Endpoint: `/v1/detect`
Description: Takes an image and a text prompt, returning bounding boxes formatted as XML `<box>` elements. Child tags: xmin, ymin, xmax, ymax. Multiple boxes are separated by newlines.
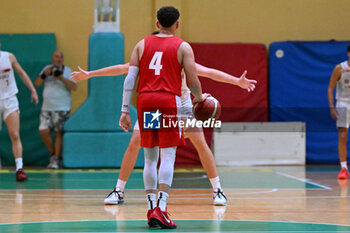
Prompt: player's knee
<box><xmin>144</xmin><ymin>159</ymin><xmax>156</xmax><ymax>168</ymax></box>
<box><xmin>189</xmin><ymin>135</ymin><xmax>207</xmax><ymax>150</ymax></box>
<box><xmin>159</xmin><ymin>163</ymin><xmax>174</xmax><ymax>184</ymax></box>
<box><xmin>144</xmin><ymin>155</ymin><xmax>158</xmax><ymax>169</ymax></box>
<box><xmin>339</xmin><ymin>132</ymin><xmax>348</xmax><ymax>143</ymax></box>
<box><xmin>9</xmin><ymin>130</ymin><xmax>20</xmax><ymax>142</ymax></box>
<box><xmin>129</xmin><ymin>135</ymin><xmax>141</xmax><ymax>150</ymax></box>
<box><xmin>161</xmin><ymin>155</ymin><xmax>175</xmax><ymax>166</ymax></box>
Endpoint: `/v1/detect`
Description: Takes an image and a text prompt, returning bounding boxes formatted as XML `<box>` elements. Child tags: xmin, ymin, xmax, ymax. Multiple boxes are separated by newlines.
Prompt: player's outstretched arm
<box><xmin>328</xmin><ymin>65</ymin><xmax>341</xmax><ymax>120</ymax></box>
<box><xmin>195</xmin><ymin>63</ymin><xmax>257</xmax><ymax>92</ymax></box>
<box><xmin>10</xmin><ymin>53</ymin><xmax>39</xmax><ymax>105</ymax></box>
<box><xmin>180</xmin><ymin>42</ymin><xmax>205</xmax><ymax>103</ymax></box>
<box><xmin>70</xmin><ymin>63</ymin><xmax>129</xmax><ymax>82</ymax></box>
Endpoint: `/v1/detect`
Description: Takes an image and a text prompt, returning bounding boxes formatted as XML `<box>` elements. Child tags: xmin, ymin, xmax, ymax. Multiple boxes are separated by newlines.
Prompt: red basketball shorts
<box><xmin>137</xmin><ymin>91</ymin><xmax>184</xmax><ymax>148</ymax></box>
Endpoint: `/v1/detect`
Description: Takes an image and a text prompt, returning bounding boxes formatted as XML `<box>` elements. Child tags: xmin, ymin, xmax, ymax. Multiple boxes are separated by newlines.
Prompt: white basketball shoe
<box><xmin>213</xmin><ymin>189</ymin><xmax>227</xmax><ymax>206</ymax></box>
<box><xmin>104</xmin><ymin>188</ymin><xmax>124</xmax><ymax>205</ymax></box>
<box><xmin>47</xmin><ymin>156</ymin><xmax>59</xmax><ymax>169</ymax></box>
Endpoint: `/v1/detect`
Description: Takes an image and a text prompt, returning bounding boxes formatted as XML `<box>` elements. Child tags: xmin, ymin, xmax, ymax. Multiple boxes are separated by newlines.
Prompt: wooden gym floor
<box><xmin>0</xmin><ymin>166</ymin><xmax>349</xmax><ymax>232</ymax></box>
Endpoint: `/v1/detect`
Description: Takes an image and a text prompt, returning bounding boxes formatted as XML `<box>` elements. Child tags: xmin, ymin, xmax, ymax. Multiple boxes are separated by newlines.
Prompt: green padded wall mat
<box><xmin>63</xmin><ymin>132</ymin><xmax>144</xmax><ymax>168</ymax></box>
<box><xmin>0</xmin><ymin>33</ymin><xmax>56</xmax><ymax>166</ymax></box>
<box><xmin>64</xmin><ymin>33</ymin><xmax>137</xmax><ymax>132</ymax></box>
<box><xmin>63</xmin><ymin>33</ymin><xmax>143</xmax><ymax>168</ymax></box>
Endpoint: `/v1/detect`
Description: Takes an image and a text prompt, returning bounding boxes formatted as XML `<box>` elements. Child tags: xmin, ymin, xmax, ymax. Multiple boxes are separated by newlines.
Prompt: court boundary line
<box><xmin>275</xmin><ymin>171</ymin><xmax>331</xmax><ymax>190</ymax></box>
<box><xmin>0</xmin><ymin>188</ymin><xmax>328</xmax><ymax>191</ymax></box>
<box><xmin>0</xmin><ymin>188</ymin><xmax>279</xmax><ymax>197</ymax></box>
<box><xmin>1</xmin><ymin>195</ymin><xmax>349</xmax><ymax>201</ymax></box>
<box><xmin>0</xmin><ymin>168</ymin><xmax>275</xmax><ymax>173</ymax></box>
<box><xmin>0</xmin><ymin>219</ymin><xmax>349</xmax><ymax>228</ymax></box>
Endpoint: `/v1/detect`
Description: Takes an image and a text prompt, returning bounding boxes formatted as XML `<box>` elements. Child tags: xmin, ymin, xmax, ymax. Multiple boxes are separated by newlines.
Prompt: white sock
<box><xmin>115</xmin><ymin>179</ymin><xmax>126</xmax><ymax>191</ymax></box>
<box><xmin>341</xmin><ymin>161</ymin><xmax>348</xmax><ymax>170</ymax></box>
<box><xmin>146</xmin><ymin>193</ymin><xmax>156</xmax><ymax>210</ymax></box>
<box><xmin>15</xmin><ymin>158</ymin><xmax>23</xmax><ymax>171</ymax></box>
<box><xmin>210</xmin><ymin>176</ymin><xmax>222</xmax><ymax>191</ymax></box>
<box><xmin>157</xmin><ymin>191</ymin><xmax>168</xmax><ymax>212</ymax></box>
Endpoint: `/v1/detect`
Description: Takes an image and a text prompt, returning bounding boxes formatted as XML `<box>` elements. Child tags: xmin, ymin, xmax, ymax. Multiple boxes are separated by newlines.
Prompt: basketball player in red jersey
<box><xmin>119</xmin><ymin>6</ymin><xmax>205</xmax><ymax>229</ymax></box>
<box><xmin>71</xmin><ymin>61</ymin><xmax>256</xmax><ymax>207</ymax></box>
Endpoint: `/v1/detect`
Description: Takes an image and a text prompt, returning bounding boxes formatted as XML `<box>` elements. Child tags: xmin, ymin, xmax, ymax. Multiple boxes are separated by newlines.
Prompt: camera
<box><xmin>52</xmin><ymin>66</ymin><xmax>63</xmax><ymax>77</ymax></box>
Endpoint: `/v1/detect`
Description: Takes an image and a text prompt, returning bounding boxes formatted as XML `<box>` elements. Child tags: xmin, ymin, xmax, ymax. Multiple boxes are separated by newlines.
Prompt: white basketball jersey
<box><xmin>0</xmin><ymin>51</ymin><xmax>18</xmax><ymax>100</ymax></box>
<box><xmin>336</xmin><ymin>61</ymin><xmax>350</xmax><ymax>101</ymax></box>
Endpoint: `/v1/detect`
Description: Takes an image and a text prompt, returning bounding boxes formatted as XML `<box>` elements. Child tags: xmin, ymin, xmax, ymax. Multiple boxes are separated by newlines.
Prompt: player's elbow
<box><xmin>124</xmin><ymin>66</ymin><xmax>139</xmax><ymax>91</ymax></box>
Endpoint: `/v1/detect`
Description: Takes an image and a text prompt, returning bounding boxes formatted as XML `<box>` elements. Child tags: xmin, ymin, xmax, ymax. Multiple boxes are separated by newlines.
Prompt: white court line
<box><xmin>0</xmin><ymin>188</ymin><xmax>279</xmax><ymax>197</ymax></box>
<box><xmin>0</xmin><ymin>195</ymin><xmax>349</xmax><ymax>201</ymax></box>
<box><xmin>26</xmin><ymin>175</ymin><xmax>207</xmax><ymax>182</ymax></box>
<box><xmin>0</xmin><ymin>219</ymin><xmax>350</xmax><ymax>228</ymax></box>
<box><xmin>0</xmin><ymin>196</ymin><xmax>348</xmax><ymax>201</ymax></box>
<box><xmin>0</xmin><ymin>231</ymin><xmax>348</xmax><ymax>233</ymax></box>
<box><xmin>275</xmin><ymin>172</ymin><xmax>332</xmax><ymax>190</ymax></box>
<box><xmin>0</xmin><ymin>187</ymin><xmax>329</xmax><ymax>191</ymax></box>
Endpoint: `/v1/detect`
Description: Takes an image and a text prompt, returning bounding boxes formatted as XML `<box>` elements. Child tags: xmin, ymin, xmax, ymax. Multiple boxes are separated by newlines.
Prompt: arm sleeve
<box><xmin>121</xmin><ymin>66</ymin><xmax>139</xmax><ymax>112</ymax></box>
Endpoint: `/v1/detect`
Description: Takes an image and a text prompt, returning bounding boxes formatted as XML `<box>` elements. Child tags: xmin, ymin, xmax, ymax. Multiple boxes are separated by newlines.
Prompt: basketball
<box><xmin>193</xmin><ymin>96</ymin><xmax>221</xmax><ymax>121</ymax></box>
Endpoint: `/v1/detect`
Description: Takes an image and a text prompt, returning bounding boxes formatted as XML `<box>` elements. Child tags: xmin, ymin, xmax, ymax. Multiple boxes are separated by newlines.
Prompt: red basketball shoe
<box><xmin>147</xmin><ymin>209</ymin><xmax>158</xmax><ymax>227</ymax></box>
<box><xmin>338</xmin><ymin>168</ymin><xmax>349</xmax><ymax>180</ymax></box>
<box><xmin>16</xmin><ymin>169</ymin><xmax>27</xmax><ymax>182</ymax></box>
<box><xmin>150</xmin><ymin>207</ymin><xmax>177</xmax><ymax>229</ymax></box>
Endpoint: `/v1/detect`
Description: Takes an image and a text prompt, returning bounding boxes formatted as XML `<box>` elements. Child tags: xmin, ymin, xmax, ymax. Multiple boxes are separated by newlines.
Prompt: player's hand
<box><xmin>31</xmin><ymin>90</ymin><xmax>39</xmax><ymax>105</ymax></box>
<box><xmin>237</xmin><ymin>70</ymin><xmax>257</xmax><ymax>92</ymax></box>
<box><xmin>119</xmin><ymin>112</ymin><xmax>132</xmax><ymax>133</ymax></box>
<box><xmin>193</xmin><ymin>93</ymin><xmax>210</xmax><ymax>104</ymax></box>
<box><xmin>330</xmin><ymin>107</ymin><xmax>338</xmax><ymax>120</ymax></box>
<box><xmin>70</xmin><ymin>66</ymin><xmax>91</xmax><ymax>82</ymax></box>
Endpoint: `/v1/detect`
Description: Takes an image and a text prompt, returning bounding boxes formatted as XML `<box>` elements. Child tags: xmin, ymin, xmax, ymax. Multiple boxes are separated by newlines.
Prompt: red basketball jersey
<box><xmin>138</xmin><ymin>35</ymin><xmax>183</xmax><ymax>96</ymax></box>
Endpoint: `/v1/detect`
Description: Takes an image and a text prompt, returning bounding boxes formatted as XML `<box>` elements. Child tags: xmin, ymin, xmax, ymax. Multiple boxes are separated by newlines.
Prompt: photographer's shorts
<box><xmin>0</xmin><ymin>95</ymin><xmax>19</xmax><ymax>130</ymax></box>
<box><xmin>39</xmin><ymin>111</ymin><xmax>70</xmax><ymax>132</ymax></box>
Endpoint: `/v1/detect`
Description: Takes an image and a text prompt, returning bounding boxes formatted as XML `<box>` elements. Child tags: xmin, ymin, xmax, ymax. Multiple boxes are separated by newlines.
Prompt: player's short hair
<box><xmin>157</xmin><ymin>6</ymin><xmax>180</xmax><ymax>28</ymax></box>
<box><xmin>348</xmin><ymin>45</ymin><xmax>350</xmax><ymax>52</ymax></box>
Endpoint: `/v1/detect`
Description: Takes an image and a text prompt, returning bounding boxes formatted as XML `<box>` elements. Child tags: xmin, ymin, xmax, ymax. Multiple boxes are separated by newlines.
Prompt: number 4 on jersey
<box><xmin>149</xmin><ymin>51</ymin><xmax>163</xmax><ymax>75</ymax></box>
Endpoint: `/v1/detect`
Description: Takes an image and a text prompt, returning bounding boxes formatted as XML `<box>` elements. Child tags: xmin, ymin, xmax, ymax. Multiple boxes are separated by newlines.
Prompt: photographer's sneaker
<box><xmin>213</xmin><ymin>189</ymin><xmax>227</xmax><ymax>206</ymax></box>
<box><xmin>16</xmin><ymin>169</ymin><xmax>27</xmax><ymax>182</ymax></box>
<box><xmin>47</xmin><ymin>156</ymin><xmax>59</xmax><ymax>169</ymax></box>
<box><xmin>150</xmin><ymin>207</ymin><xmax>177</xmax><ymax>229</ymax></box>
<box><xmin>104</xmin><ymin>188</ymin><xmax>124</xmax><ymax>205</ymax></box>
